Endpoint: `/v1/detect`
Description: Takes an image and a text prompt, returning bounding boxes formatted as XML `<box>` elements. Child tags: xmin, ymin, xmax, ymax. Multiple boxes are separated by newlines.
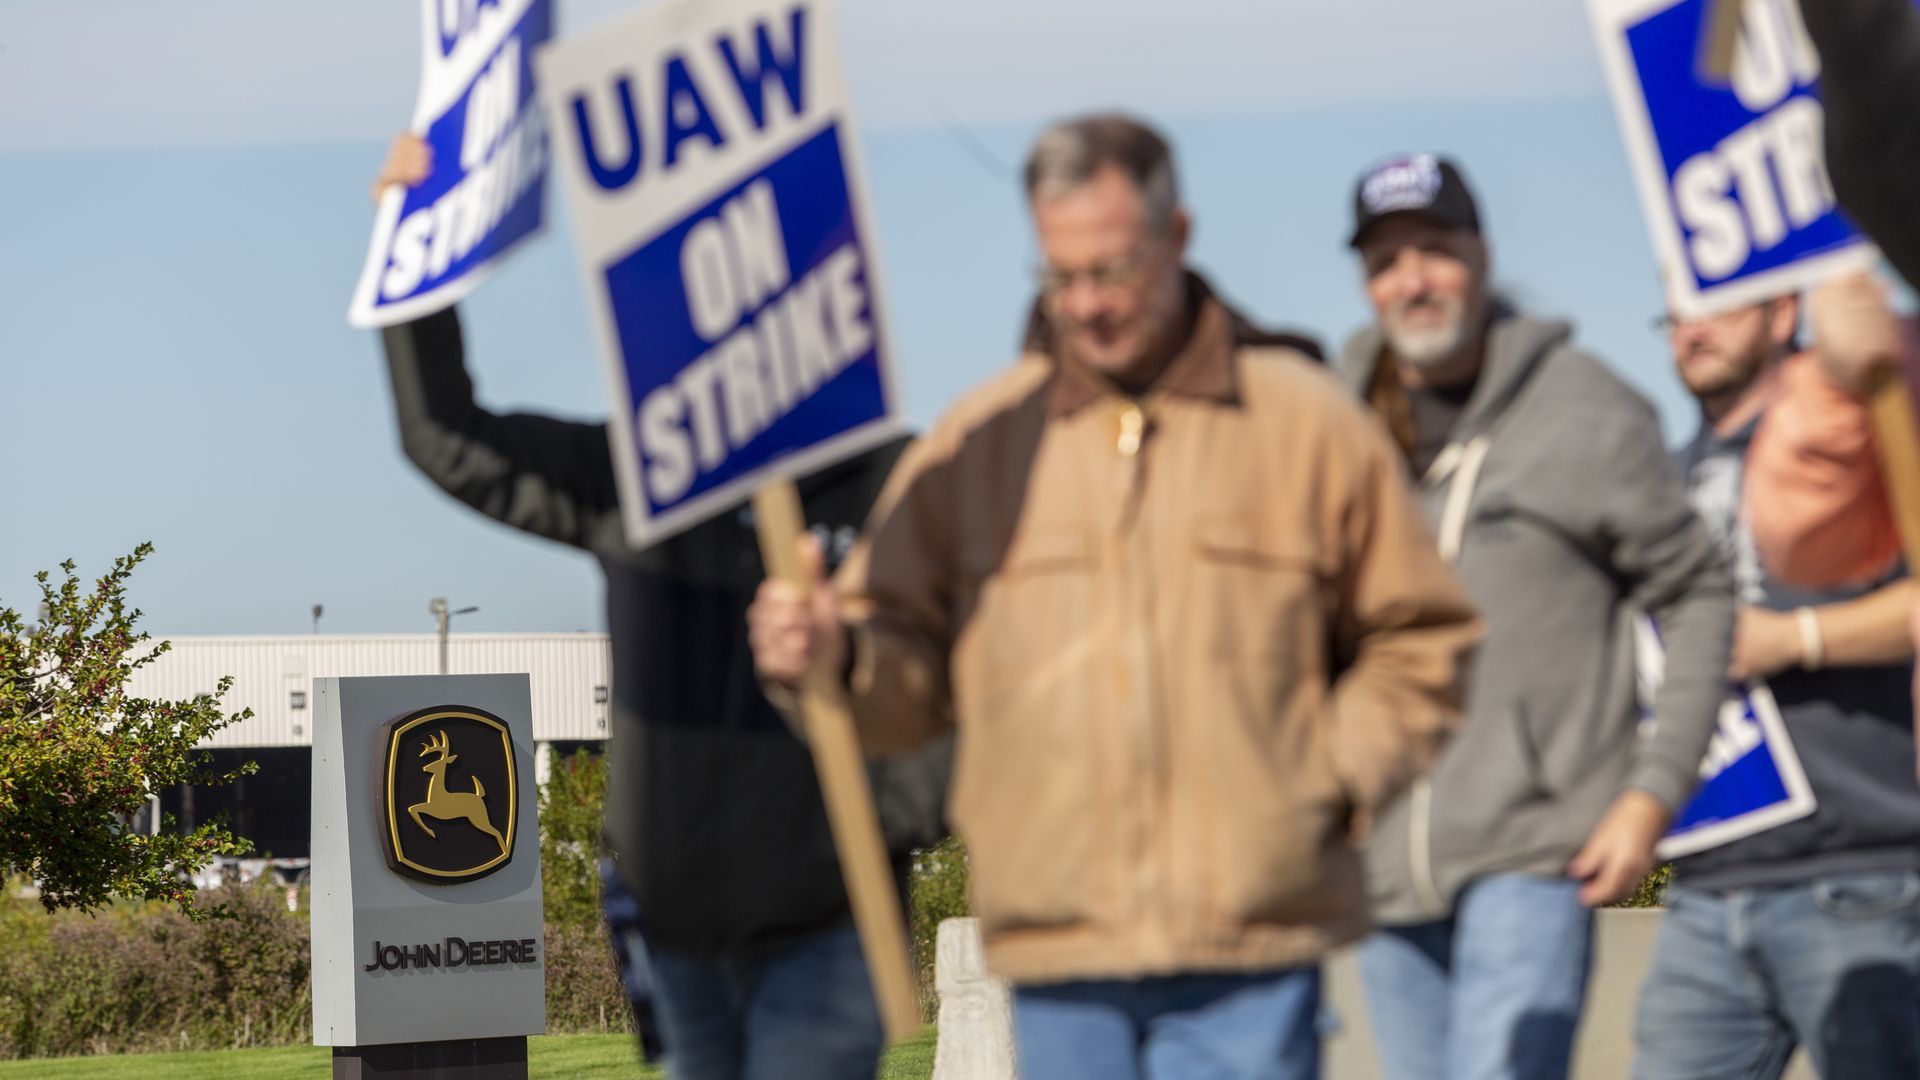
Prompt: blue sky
<box><xmin>0</xmin><ymin>0</ymin><xmax>1695</xmax><ymax>636</ymax></box>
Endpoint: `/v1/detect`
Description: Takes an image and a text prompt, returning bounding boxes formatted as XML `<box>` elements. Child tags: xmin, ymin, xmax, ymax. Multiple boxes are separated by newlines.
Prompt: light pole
<box><xmin>311</xmin><ymin>604</ymin><xmax>324</xmax><ymax>635</ymax></box>
<box><xmin>428</xmin><ymin>597</ymin><xmax>480</xmax><ymax>675</ymax></box>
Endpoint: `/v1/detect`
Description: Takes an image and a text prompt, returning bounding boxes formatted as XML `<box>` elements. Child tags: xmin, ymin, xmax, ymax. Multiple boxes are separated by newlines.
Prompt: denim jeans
<box><xmin>1357</xmin><ymin>873</ymin><xmax>1594</xmax><ymax>1080</ymax></box>
<box><xmin>631</xmin><ymin>926</ymin><xmax>884</xmax><ymax>1080</ymax></box>
<box><xmin>1011</xmin><ymin>967</ymin><xmax>1322</xmax><ymax>1080</ymax></box>
<box><xmin>1633</xmin><ymin>870</ymin><xmax>1920</xmax><ymax>1080</ymax></box>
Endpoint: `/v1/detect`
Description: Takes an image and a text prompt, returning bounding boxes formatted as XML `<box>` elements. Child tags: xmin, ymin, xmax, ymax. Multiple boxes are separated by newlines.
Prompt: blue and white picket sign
<box><xmin>1634</xmin><ymin>618</ymin><xmax>1817</xmax><ymax>859</ymax></box>
<box><xmin>535</xmin><ymin>0</ymin><xmax>903</xmax><ymax>548</ymax></box>
<box><xmin>1587</xmin><ymin>0</ymin><xmax>1879</xmax><ymax>317</ymax></box>
<box><xmin>347</xmin><ymin>0</ymin><xmax>553</xmax><ymax>329</ymax></box>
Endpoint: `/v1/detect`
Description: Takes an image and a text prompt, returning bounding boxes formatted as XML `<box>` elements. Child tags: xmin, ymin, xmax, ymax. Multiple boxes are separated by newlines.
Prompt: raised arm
<box><xmin>372</xmin><ymin>135</ymin><xmax>625</xmax><ymax>552</ymax></box>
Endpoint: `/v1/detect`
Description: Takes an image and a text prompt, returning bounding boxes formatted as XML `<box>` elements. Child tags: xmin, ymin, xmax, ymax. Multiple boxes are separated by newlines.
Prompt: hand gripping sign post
<box><xmin>311</xmin><ymin>675</ymin><xmax>545</xmax><ymax>1080</ymax></box>
<box><xmin>535</xmin><ymin>0</ymin><xmax>918</xmax><ymax>1040</ymax></box>
<box><xmin>1587</xmin><ymin>0</ymin><xmax>1877</xmax><ymax>319</ymax></box>
<box><xmin>347</xmin><ymin>0</ymin><xmax>554</xmax><ymax>329</ymax></box>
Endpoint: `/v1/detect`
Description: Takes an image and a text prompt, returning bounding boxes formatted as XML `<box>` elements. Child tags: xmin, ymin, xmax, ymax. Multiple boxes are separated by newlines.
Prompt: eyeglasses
<box><xmin>1036</xmin><ymin>247</ymin><xmax>1152</xmax><ymax>297</ymax></box>
<box><xmin>1653</xmin><ymin>300</ymin><xmax>1776</xmax><ymax>333</ymax></box>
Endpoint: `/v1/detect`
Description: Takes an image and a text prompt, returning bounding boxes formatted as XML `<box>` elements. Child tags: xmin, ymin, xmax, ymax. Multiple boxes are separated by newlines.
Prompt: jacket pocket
<box><xmin>958</xmin><ymin>525</ymin><xmax>1099</xmax><ymax>697</ymax></box>
<box><xmin>1203</xmin><ymin>702</ymin><xmax>1353</xmax><ymax>925</ymax></box>
<box><xmin>1502</xmin><ymin>703</ymin><xmax>1549</xmax><ymax>800</ymax></box>
<box><xmin>1430</xmin><ymin>702</ymin><xmax>1552</xmax><ymax>848</ymax></box>
<box><xmin>950</xmin><ymin>669</ymin><xmax>1104</xmax><ymax>936</ymax></box>
<box><xmin>1185</xmin><ymin>518</ymin><xmax>1348</xmax><ymax>921</ymax></box>
<box><xmin>1190</xmin><ymin>517</ymin><xmax>1331</xmax><ymax>672</ymax></box>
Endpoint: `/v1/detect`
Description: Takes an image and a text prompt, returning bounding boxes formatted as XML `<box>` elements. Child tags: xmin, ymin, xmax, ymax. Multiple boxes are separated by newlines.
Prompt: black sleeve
<box><xmin>381</xmin><ymin>306</ymin><xmax>626</xmax><ymax>552</ymax></box>
<box><xmin>1803</xmin><ymin>0</ymin><xmax>1920</xmax><ymax>289</ymax></box>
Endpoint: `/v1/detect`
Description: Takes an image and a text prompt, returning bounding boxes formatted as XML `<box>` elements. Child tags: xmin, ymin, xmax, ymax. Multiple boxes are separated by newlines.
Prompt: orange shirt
<box><xmin>1745</xmin><ymin>352</ymin><xmax>1918</xmax><ymax>776</ymax></box>
<box><xmin>1745</xmin><ymin>353</ymin><xmax>1901</xmax><ymax>588</ymax></box>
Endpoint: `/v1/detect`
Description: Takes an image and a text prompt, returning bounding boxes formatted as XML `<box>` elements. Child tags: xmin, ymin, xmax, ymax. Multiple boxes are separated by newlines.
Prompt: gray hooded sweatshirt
<box><xmin>1339</xmin><ymin>307</ymin><xmax>1734</xmax><ymax>924</ymax></box>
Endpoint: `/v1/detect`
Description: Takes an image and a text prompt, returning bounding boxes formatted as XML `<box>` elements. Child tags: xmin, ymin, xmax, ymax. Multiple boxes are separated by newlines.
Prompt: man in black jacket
<box><xmin>372</xmin><ymin>135</ymin><xmax>950</xmax><ymax>1080</ymax></box>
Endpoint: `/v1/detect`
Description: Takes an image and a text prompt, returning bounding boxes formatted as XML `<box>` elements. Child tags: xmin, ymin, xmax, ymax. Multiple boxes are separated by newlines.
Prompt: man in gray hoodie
<box><xmin>1335</xmin><ymin>155</ymin><xmax>1734</xmax><ymax>1080</ymax></box>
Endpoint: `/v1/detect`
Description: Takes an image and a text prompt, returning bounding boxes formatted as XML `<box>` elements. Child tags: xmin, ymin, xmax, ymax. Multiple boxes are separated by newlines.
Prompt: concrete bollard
<box><xmin>932</xmin><ymin>918</ymin><xmax>1018</xmax><ymax>1080</ymax></box>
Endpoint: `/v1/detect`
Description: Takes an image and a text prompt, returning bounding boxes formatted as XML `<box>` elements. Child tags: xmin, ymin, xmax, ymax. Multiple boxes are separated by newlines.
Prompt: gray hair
<box><xmin>1024</xmin><ymin>113</ymin><xmax>1180</xmax><ymax>231</ymax></box>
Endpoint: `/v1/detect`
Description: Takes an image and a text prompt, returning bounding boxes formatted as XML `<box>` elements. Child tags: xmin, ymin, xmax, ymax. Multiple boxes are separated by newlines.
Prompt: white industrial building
<box><xmin>127</xmin><ymin>634</ymin><xmax>613</xmax><ymax>863</ymax></box>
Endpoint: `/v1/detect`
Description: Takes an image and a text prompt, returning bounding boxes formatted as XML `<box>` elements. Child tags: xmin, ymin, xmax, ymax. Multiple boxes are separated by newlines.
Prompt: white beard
<box><xmin>1384</xmin><ymin>298</ymin><xmax>1467</xmax><ymax>368</ymax></box>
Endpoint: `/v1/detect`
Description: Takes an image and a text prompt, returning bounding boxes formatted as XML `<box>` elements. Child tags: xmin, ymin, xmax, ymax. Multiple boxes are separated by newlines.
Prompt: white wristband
<box><xmin>1795</xmin><ymin>607</ymin><xmax>1825</xmax><ymax>671</ymax></box>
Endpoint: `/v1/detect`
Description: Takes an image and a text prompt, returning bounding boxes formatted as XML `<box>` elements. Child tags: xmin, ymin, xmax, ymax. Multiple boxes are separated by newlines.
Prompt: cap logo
<box><xmin>1361</xmin><ymin>155</ymin><xmax>1443</xmax><ymax>216</ymax></box>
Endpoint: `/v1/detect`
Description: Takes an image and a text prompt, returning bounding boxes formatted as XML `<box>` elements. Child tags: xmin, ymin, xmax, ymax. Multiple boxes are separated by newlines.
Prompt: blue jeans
<box><xmin>1012</xmin><ymin>967</ymin><xmax>1322</xmax><ymax>1080</ymax></box>
<box><xmin>1357</xmin><ymin>874</ymin><xmax>1594</xmax><ymax>1080</ymax></box>
<box><xmin>1633</xmin><ymin>871</ymin><xmax>1920</xmax><ymax>1080</ymax></box>
<box><xmin>632</xmin><ymin>926</ymin><xmax>884</xmax><ymax>1080</ymax></box>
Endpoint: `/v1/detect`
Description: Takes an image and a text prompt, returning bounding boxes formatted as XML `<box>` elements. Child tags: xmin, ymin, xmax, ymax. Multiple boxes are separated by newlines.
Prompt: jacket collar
<box><xmin>1042</xmin><ymin>272</ymin><xmax>1240</xmax><ymax>417</ymax></box>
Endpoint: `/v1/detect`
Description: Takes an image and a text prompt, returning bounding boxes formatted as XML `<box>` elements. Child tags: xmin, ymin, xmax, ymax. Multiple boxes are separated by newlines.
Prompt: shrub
<box><xmin>0</xmin><ymin>878</ymin><xmax>641</xmax><ymax>1059</ymax></box>
<box><xmin>0</xmin><ymin>548</ymin><xmax>252</xmax><ymax>917</ymax></box>
<box><xmin>538</xmin><ymin>749</ymin><xmax>608</xmax><ymax>931</ymax></box>
<box><xmin>1614</xmin><ymin>863</ymin><xmax>1674</xmax><ymax>909</ymax></box>
<box><xmin>907</xmin><ymin>835</ymin><xmax>970</xmax><ymax>1017</ymax></box>
<box><xmin>543</xmin><ymin>917</ymin><xmax>634</xmax><ymax>1036</ymax></box>
<box><xmin>195</xmin><ymin>879</ymin><xmax>312</xmax><ymax>1047</ymax></box>
<box><xmin>0</xmin><ymin>746</ymin><xmax>977</xmax><ymax>1058</ymax></box>
<box><xmin>0</xmin><ymin>879</ymin><xmax>302</xmax><ymax>1059</ymax></box>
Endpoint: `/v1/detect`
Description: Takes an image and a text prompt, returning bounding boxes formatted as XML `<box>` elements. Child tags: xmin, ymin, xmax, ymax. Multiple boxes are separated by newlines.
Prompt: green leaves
<box><xmin>537</xmin><ymin>748</ymin><xmax>609</xmax><ymax>930</ymax></box>
<box><xmin>0</xmin><ymin>547</ymin><xmax>253</xmax><ymax>918</ymax></box>
<box><xmin>908</xmin><ymin>835</ymin><xmax>969</xmax><ymax>1017</ymax></box>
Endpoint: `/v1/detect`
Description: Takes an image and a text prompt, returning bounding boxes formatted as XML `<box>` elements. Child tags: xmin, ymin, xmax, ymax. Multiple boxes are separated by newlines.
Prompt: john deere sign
<box><xmin>310</xmin><ymin>675</ymin><xmax>545</xmax><ymax>1057</ymax></box>
<box><xmin>379</xmin><ymin>707</ymin><xmax>518</xmax><ymax>883</ymax></box>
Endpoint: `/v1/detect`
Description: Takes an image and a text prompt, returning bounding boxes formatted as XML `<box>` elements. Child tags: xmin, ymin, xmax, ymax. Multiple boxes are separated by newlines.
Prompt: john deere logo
<box><xmin>378</xmin><ymin>706</ymin><xmax>517</xmax><ymax>883</ymax></box>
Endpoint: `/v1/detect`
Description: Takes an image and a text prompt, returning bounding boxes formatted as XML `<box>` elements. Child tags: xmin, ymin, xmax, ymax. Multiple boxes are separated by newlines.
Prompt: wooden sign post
<box><xmin>752</xmin><ymin>480</ymin><xmax>923</xmax><ymax>1042</ymax></box>
<box><xmin>1868</xmin><ymin>376</ymin><xmax>1920</xmax><ymax>567</ymax></box>
<box><xmin>1699</xmin><ymin>0</ymin><xmax>1745</xmax><ymax>81</ymax></box>
<box><xmin>539</xmin><ymin>0</ymin><xmax>922</xmax><ymax>1035</ymax></box>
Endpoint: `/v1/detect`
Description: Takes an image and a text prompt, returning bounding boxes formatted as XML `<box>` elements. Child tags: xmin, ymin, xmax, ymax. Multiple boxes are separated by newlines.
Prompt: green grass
<box><xmin>0</xmin><ymin>1028</ymin><xmax>940</xmax><ymax>1079</ymax></box>
<box><xmin>879</xmin><ymin>1026</ymin><xmax>937</xmax><ymax>1079</ymax></box>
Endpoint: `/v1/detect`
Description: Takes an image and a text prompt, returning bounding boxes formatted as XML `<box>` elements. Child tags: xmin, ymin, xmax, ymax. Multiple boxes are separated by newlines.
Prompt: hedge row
<box><xmin>0</xmin><ymin>880</ymin><xmax>634</xmax><ymax>1060</ymax></box>
<box><xmin>0</xmin><ymin>751</ymin><xmax>974</xmax><ymax>1060</ymax></box>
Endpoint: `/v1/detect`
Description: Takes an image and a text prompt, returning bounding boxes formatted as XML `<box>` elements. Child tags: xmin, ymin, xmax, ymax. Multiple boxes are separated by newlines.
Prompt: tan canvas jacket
<box><xmin>835</xmin><ymin>281</ymin><xmax>1482</xmax><ymax>984</ymax></box>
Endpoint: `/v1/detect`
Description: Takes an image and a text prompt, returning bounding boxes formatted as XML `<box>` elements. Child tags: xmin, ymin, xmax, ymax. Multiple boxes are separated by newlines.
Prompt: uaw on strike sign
<box><xmin>1635</xmin><ymin>619</ymin><xmax>1816</xmax><ymax>859</ymax></box>
<box><xmin>1587</xmin><ymin>0</ymin><xmax>1880</xmax><ymax>316</ymax></box>
<box><xmin>538</xmin><ymin>0</ymin><xmax>903</xmax><ymax>547</ymax></box>
<box><xmin>348</xmin><ymin>0</ymin><xmax>553</xmax><ymax>328</ymax></box>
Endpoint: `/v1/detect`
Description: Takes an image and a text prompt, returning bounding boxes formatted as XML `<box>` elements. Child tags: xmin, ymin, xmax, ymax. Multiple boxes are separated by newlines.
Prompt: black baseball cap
<box><xmin>1348</xmin><ymin>154</ymin><xmax>1481</xmax><ymax>248</ymax></box>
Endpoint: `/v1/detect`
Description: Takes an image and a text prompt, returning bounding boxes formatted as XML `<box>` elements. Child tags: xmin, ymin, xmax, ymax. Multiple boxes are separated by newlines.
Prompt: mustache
<box><xmin>1390</xmin><ymin>293</ymin><xmax>1457</xmax><ymax>320</ymax></box>
<box><xmin>1057</xmin><ymin>313</ymin><xmax>1125</xmax><ymax>335</ymax></box>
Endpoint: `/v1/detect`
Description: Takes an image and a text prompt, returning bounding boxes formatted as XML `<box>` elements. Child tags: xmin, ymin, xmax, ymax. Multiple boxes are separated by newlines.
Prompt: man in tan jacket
<box><xmin>749</xmin><ymin>114</ymin><xmax>1481</xmax><ymax>1080</ymax></box>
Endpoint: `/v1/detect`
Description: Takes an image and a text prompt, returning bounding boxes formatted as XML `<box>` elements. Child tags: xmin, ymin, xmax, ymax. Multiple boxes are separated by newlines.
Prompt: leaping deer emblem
<box><xmin>409</xmin><ymin>730</ymin><xmax>508</xmax><ymax>855</ymax></box>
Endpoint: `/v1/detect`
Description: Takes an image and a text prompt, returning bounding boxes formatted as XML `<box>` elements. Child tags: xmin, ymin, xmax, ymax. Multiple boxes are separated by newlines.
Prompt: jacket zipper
<box><xmin>1410</xmin><ymin>435</ymin><xmax>1492</xmax><ymax>917</ymax></box>
<box><xmin>1116</xmin><ymin>400</ymin><xmax>1165</xmax><ymax>955</ymax></box>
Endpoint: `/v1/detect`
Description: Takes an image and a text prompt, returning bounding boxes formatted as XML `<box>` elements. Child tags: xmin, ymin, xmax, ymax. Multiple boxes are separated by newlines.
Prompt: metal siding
<box><xmin>125</xmin><ymin>635</ymin><xmax>612</xmax><ymax>748</ymax></box>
